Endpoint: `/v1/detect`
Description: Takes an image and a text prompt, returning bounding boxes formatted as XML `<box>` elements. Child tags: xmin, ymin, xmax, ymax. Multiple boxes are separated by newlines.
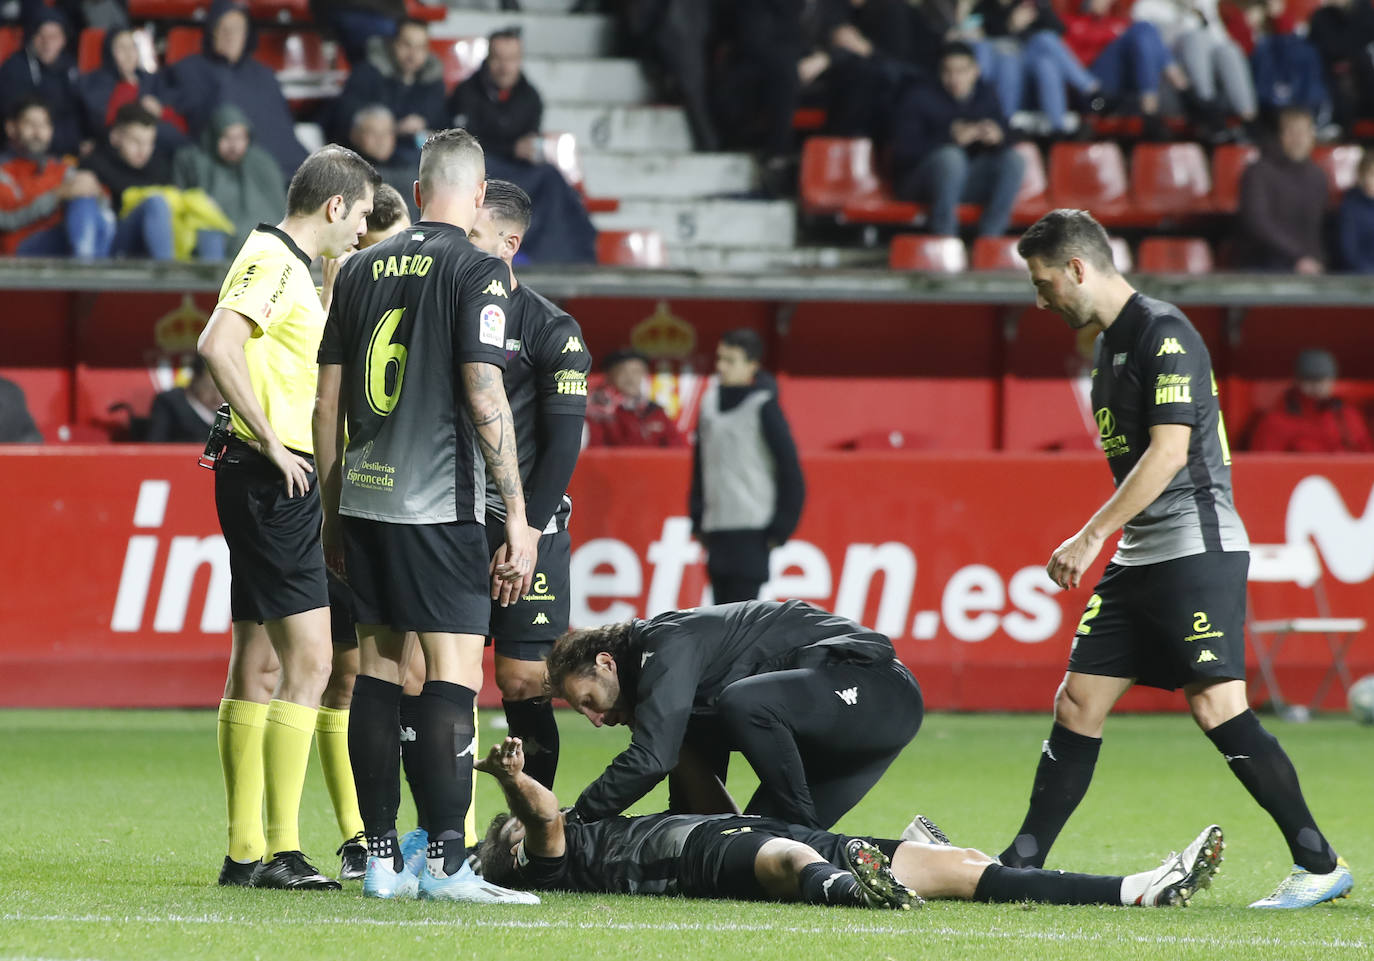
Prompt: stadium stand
<box><xmin>596</xmin><ymin>229</ymin><xmax>665</xmax><ymax>267</ymax></box>
<box><xmin>888</xmin><ymin>235</ymin><xmax>968</xmax><ymax>273</ymax></box>
<box><xmin>1138</xmin><ymin>237</ymin><xmax>1215</xmax><ymax>274</ymax></box>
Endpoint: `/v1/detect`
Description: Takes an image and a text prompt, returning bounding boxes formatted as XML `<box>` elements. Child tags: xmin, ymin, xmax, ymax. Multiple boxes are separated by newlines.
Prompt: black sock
<box><xmin>973</xmin><ymin>863</ymin><xmax>1122</xmax><ymax>905</ymax></box>
<box><xmin>349</xmin><ymin>675</ymin><xmax>403</xmax><ymax>841</ymax></box>
<box><xmin>797</xmin><ymin>861</ymin><xmax>866</xmax><ymax>907</ymax></box>
<box><xmin>502</xmin><ymin>697</ymin><xmax>560</xmax><ymax>790</ymax></box>
<box><xmin>416</xmin><ymin>680</ymin><xmax>477</xmax><ymax>865</ymax></box>
<box><xmin>1205</xmin><ymin>710</ymin><xmax>1338</xmax><ymax>873</ymax></box>
<box><xmin>399</xmin><ymin>694</ymin><xmax>428</xmax><ymax>831</ymax></box>
<box><xmin>366</xmin><ymin>828</ymin><xmax>402</xmax><ymax>873</ymax></box>
<box><xmin>999</xmin><ymin>723</ymin><xmax>1102</xmax><ymax>868</ymax></box>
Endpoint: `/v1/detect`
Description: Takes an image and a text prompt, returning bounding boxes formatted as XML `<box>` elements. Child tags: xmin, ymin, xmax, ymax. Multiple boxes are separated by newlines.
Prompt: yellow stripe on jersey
<box><xmin>216</xmin><ymin>228</ymin><xmax>325</xmax><ymax>453</ymax></box>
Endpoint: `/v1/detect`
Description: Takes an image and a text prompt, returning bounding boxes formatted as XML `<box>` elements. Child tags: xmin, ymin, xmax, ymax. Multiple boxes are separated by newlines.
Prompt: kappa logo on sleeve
<box><xmin>483</xmin><ymin>278</ymin><xmax>507</xmax><ymax>297</ymax></box>
<box><xmin>1157</xmin><ymin>338</ymin><xmax>1187</xmax><ymax>356</ymax></box>
<box><xmin>480</xmin><ymin>304</ymin><xmax>506</xmax><ymax>346</ymax></box>
<box><xmin>561</xmin><ymin>336</ymin><xmax>584</xmax><ymax>353</ymax></box>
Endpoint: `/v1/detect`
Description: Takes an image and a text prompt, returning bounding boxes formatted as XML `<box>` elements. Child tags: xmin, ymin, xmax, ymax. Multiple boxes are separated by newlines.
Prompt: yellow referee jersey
<box><xmin>215</xmin><ymin>224</ymin><xmax>325</xmax><ymax>454</ymax></box>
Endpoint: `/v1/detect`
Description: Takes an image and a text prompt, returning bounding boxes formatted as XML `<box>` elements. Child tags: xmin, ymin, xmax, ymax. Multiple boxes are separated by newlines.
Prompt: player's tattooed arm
<box><xmin>463</xmin><ymin>361</ymin><xmax>523</xmax><ymax>503</ymax></box>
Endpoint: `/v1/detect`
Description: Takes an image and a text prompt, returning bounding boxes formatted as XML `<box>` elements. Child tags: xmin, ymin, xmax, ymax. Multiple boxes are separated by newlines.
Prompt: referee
<box><xmin>466</xmin><ymin>179</ymin><xmax>591</xmax><ymax>791</ymax></box>
<box><xmin>1001</xmin><ymin>209</ymin><xmax>1351</xmax><ymax>909</ymax></box>
<box><xmin>314</xmin><ymin>129</ymin><xmax>537</xmax><ymax>904</ymax></box>
<box><xmin>197</xmin><ymin>145</ymin><xmax>380</xmax><ymax>890</ymax></box>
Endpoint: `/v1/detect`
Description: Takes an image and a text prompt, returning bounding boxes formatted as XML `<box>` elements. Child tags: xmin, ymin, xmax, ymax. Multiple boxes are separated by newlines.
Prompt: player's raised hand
<box><xmin>1047</xmin><ymin>528</ymin><xmax>1104</xmax><ymax>590</ymax></box>
<box><xmin>475</xmin><ymin>736</ymin><xmax>525</xmax><ymax>779</ymax></box>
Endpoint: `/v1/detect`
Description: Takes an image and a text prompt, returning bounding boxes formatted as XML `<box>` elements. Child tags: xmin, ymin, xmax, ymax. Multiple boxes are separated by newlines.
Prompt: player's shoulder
<box><xmin>1133</xmin><ymin>294</ymin><xmax>1205</xmax><ymax>351</ymax></box>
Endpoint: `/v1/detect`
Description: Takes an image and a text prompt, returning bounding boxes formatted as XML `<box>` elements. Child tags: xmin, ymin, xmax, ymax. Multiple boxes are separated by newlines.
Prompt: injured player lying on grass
<box><xmin>472</xmin><ymin>736</ymin><xmax>1224</xmax><ymax>909</ymax></box>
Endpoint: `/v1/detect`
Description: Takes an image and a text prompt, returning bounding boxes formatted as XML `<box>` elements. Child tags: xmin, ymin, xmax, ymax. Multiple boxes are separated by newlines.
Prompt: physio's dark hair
<box><xmin>475</xmin><ymin>812</ymin><xmax>522</xmax><ymax>888</ymax></box>
<box><xmin>720</xmin><ymin>328</ymin><xmax>764</xmax><ymax>364</ymax></box>
<box><xmin>545</xmin><ymin>621</ymin><xmax>639</xmax><ymax>694</ymax></box>
<box><xmin>483</xmin><ymin>178</ymin><xmax>532</xmax><ymax>233</ymax></box>
<box><xmin>1016</xmin><ymin>208</ymin><xmax>1116</xmax><ymax>272</ymax></box>
<box><xmin>368</xmin><ymin>182</ymin><xmax>409</xmax><ymax>233</ymax></box>
<box><xmin>285</xmin><ymin>144</ymin><xmax>381</xmax><ymax>217</ymax></box>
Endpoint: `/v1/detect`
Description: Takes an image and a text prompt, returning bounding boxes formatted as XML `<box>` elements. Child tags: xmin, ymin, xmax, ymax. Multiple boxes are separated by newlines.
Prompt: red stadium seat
<box><xmin>1312</xmin><ymin>144</ymin><xmax>1363</xmax><ymax>207</ymax></box>
<box><xmin>597</xmin><ymin>229</ymin><xmax>666</xmax><ymax>268</ymax></box>
<box><xmin>430</xmin><ymin>36</ymin><xmax>487</xmax><ymax>92</ymax></box>
<box><xmin>888</xmin><ymin>235</ymin><xmax>968</xmax><ymax>273</ymax></box>
<box><xmin>1011</xmin><ymin>141</ymin><xmax>1050</xmax><ymax>225</ymax></box>
<box><xmin>0</xmin><ymin>25</ymin><xmax>23</xmax><ymax>63</ymax></box>
<box><xmin>1048</xmin><ymin>141</ymin><xmax>1131</xmax><ymax>223</ymax></box>
<box><xmin>128</xmin><ymin>1</ymin><xmax>208</xmax><ymax>17</ymax></box>
<box><xmin>1130</xmin><ymin>142</ymin><xmax>1211</xmax><ymax>219</ymax></box>
<box><xmin>1210</xmin><ymin>143</ymin><xmax>1258</xmax><ymax>214</ymax></box>
<box><xmin>800</xmin><ymin>137</ymin><xmax>907</xmax><ymax>218</ymax></box>
<box><xmin>970</xmin><ymin>236</ymin><xmax>1026</xmax><ymax>271</ymax></box>
<box><xmin>164</xmin><ymin>26</ymin><xmax>201</xmax><ymax>65</ymax></box>
<box><xmin>254</xmin><ymin>30</ymin><xmax>341</xmax><ymax>73</ymax></box>
<box><xmin>247</xmin><ymin>0</ymin><xmax>312</xmax><ymax>22</ymax></box>
<box><xmin>1138</xmin><ymin>237</ymin><xmax>1214</xmax><ymax>274</ymax></box>
<box><xmin>793</xmin><ymin>108</ymin><xmax>827</xmax><ymax>131</ymax></box>
<box><xmin>405</xmin><ymin>0</ymin><xmax>447</xmax><ymax>22</ymax></box>
<box><xmin>78</xmin><ymin>28</ymin><xmax>104</xmax><ymax>73</ymax></box>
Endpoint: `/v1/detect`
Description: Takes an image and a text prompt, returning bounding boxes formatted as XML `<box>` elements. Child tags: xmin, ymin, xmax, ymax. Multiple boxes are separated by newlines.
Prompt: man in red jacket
<box><xmin>585</xmin><ymin>348</ymin><xmax>686</xmax><ymax>447</ymax></box>
<box><xmin>1250</xmin><ymin>349</ymin><xmax>1374</xmax><ymax>452</ymax></box>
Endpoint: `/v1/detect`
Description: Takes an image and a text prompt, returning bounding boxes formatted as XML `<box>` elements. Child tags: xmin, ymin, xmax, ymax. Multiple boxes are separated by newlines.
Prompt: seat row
<box><xmin>801</xmin><ymin>137</ymin><xmax>1364</xmax><ymax>230</ymax></box>
<box><xmin>889</xmin><ymin>234</ymin><xmax>1215</xmax><ymax>274</ymax></box>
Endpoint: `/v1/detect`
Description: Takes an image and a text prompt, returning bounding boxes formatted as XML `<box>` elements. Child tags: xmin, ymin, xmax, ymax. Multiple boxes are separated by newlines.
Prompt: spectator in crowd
<box><xmin>0</xmin><ymin>7</ymin><xmax>83</xmax><ymax>156</ymax></box>
<box><xmin>82</xmin><ymin>104</ymin><xmax>175</xmax><ymax>259</ymax></box>
<box><xmin>975</xmin><ymin>0</ymin><xmax>1104</xmax><ymax>137</ymax></box>
<box><xmin>1232</xmin><ymin>107</ymin><xmax>1326</xmax><ymax>273</ymax></box>
<box><xmin>173</xmin><ymin>103</ymin><xmax>285</xmax><ymax>258</ymax></box>
<box><xmin>449</xmin><ymin>27</ymin><xmax>596</xmax><ymax>263</ymax></box>
<box><xmin>0</xmin><ymin>96</ymin><xmax>111</xmax><ymax>257</ymax></box>
<box><xmin>168</xmin><ymin>0</ymin><xmax>306</xmax><ymax>178</ymax></box>
<box><xmin>1063</xmin><ymin>0</ymin><xmax>1185</xmax><ymax>138</ymax></box>
<box><xmin>1246</xmin><ymin>0</ymin><xmax>1328</xmax><ymax>121</ymax></box>
<box><xmin>1336</xmin><ymin>149</ymin><xmax>1374</xmax><ymax>273</ymax></box>
<box><xmin>803</xmin><ymin>0</ymin><xmax>921</xmax><ymax>141</ymax></box>
<box><xmin>332</xmin><ymin>19</ymin><xmax>446</xmax><ymax>170</ymax></box>
<box><xmin>7</xmin><ymin>1</ymin><xmax>129</xmax><ymax>31</ymax></box>
<box><xmin>308</xmin><ymin>0</ymin><xmax>405</xmax><ymax>65</ymax></box>
<box><xmin>1306</xmin><ymin>0</ymin><xmax>1374</xmax><ymax>132</ymax></box>
<box><xmin>891</xmin><ymin>41</ymin><xmax>1026</xmax><ymax>238</ymax></box>
<box><xmin>344</xmin><ymin>105</ymin><xmax>419</xmax><ymax>220</ymax></box>
<box><xmin>145</xmin><ymin>355</ymin><xmax>224</xmax><ymax>442</ymax></box>
<box><xmin>585</xmin><ymin>348</ymin><xmax>685</xmax><ymax>448</ymax></box>
<box><xmin>1131</xmin><ymin>0</ymin><xmax>1257</xmax><ymax>139</ymax></box>
<box><xmin>1249</xmin><ymin>349</ymin><xmax>1374</xmax><ymax>453</ymax></box>
<box><xmin>0</xmin><ymin>375</ymin><xmax>42</xmax><ymax>443</ymax></box>
<box><xmin>77</xmin><ymin>26</ymin><xmax>185</xmax><ymax>145</ymax></box>
<box><xmin>358</xmin><ymin>179</ymin><xmax>408</xmax><ymax>248</ymax></box>
<box><xmin>691</xmin><ymin>329</ymin><xmax>805</xmax><ymax>605</ymax></box>
<box><xmin>620</xmin><ymin>0</ymin><xmax>720</xmax><ymax>150</ymax></box>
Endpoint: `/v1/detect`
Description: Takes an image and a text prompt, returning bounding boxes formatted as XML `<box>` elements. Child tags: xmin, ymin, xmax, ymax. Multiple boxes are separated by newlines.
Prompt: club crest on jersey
<box><xmin>480</xmin><ymin>304</ymin><xmax>506</xmax><ymax>346</ymax></box>
<box><xmin>483</xmin><ymin>278</ymin><xmax>508</xmax><ymax>297</ymax></box>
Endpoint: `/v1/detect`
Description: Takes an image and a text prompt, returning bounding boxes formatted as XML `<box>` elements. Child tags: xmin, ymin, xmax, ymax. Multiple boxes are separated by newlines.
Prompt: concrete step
<box><xmin>662</xmin><ymin>246</ymin><xmax>885</xmax><ymax>273</ymax></box>
<box><xmin>542</xmin><ymin>104</ymin><xmax>691</xmax><ymax>153</ymax></box>
<box><xmin>433</xmin><ymin>11</ymin><xmax>615</xmax><ymax>58</ymax></box>
<box><xmin>521</xmin><ymin>57</ymin><xmax>653</xmax><ymax>105</ymax></box>
<box><xmin>593</xmin><ymin>199</ymin><xmax>796</xmax><ymax>249</ymax></box>
<box><xmin>582</xmin><ymin>152</ymin><xmax>757</xmax><ymax>199</ymax></box>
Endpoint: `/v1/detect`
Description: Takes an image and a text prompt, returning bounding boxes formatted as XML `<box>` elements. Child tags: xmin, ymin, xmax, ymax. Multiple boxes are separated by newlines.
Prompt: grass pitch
<box><xmin>0</xmin><ymin>709</ymin><xmax>1368</xmax><ymax>961</ymax></box>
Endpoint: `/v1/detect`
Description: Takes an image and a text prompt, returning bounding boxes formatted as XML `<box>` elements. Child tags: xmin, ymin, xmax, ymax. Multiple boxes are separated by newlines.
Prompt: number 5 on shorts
<box><xmin>366</xmin><ymin>307</ymin><xmax>408</xmax><ymax>416</ymax></box>
<box><xmin>1076</xmin><ymin>593</ymin><xmax>1103</xmax><ymax>635</ymax></box>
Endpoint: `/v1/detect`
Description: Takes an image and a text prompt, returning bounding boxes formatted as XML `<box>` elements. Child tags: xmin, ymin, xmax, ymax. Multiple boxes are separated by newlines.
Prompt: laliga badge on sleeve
<box><xmin>480</xmin><ymin>304</ymin><xmax>506</xmax><ymax>347</ymax></box>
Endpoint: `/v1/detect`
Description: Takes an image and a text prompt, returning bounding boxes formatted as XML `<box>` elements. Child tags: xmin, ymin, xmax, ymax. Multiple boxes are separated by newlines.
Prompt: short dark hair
<box><xmin>368</xmin><ymin>183</ymin><xmax>409</xmax><ymax>233</ymax></box>
<box><xmin>475</xmin><ymin>813</ymin><xmax>521</xmax><ymax>888</ymax></box>
<box><xmin>112</xmin><ymin>103</ymin><xmax>157</xmax><ymax>129</ymax></box>
<box><xmin>285</xmin><ymin>144</ymin><xmax>381</xmax><ymax>217</ymax></box>
<box><xmin>483</xmin><ymin>178</ymin><xmax>532</xmax><ymax>233</ymax></box>
<box><xmin>419</xmin><ymin>127</ymin><xmax>485</xmax><ymax>195</ymax></box>
<box><xmin>488</xmin><ymin>26</ymin><xmax>522</xmax><ymax>45</ymax></box>
<box><xmin>395</xmin><ymin>17</ymin><xmax>428</xmax><ymax>36</ymax></box>
<box><xmin>601</xmin><ymin>347</ymin><xmax>648</xmax><ymax>372</ymax></box>
<box><xmin>1277</xmin><ymin>105</ymin><xmax>1315</xmax><ymax>129</ymax></box>
<box><xmin>545</xmin><ymin>621</ymin><xmax>639</xmax><ymax>696</ymax></box>
<box><xmin>720</xmin><ymin>328</ymin><xmax>764</xmax><ymax>364</ymax></box>
<box><xmin>1016</xmin><ymin>208</ymin><xmax>1116</xmax><ymax>272</ymax></box>
<box><xmin>6</xmin><ymin>94</ymin><xmax>51</xmax><ymax>124</ymax></box>
<box><xmin>940</xmin><ymin>40</ymin><xmax>976</xmax><ymax>62</ymax></box>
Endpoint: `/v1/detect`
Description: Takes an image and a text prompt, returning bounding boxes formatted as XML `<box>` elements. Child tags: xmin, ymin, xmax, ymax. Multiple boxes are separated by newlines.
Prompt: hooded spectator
<box><xmin>1249</xmin><ymin>349</ymin><xmax>1374</xmax><ymax>452</ymax></box>
<box><xmin>172</xmin><ymin>103</ymin><xmax>285</xmax><ymax>257</ymax></box>
<box><xmin>0</xmin><ymin>7</ymin><xmax>84</xmax><ymax>155</ymax></box>
<box><xmin>332</xmin><ymin>18</ymin><xmax>445</xmax><ymax>167</ymax></box>
<box><xmin>167</xmin><ymin>0</ymin><xmax>306</xmax><ymax>177</ymax></box>
<box><xmin>77</xmin><ymin>26</ymin><xmax>185</xmax><ymax>143</ymax></box>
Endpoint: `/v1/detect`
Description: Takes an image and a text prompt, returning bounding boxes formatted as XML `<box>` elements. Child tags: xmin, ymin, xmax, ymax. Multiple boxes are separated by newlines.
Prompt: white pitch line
<box><xmin>1</xmin><ymin>913</ymin><xmax>1367</xmax><ymax>950</ymax></box>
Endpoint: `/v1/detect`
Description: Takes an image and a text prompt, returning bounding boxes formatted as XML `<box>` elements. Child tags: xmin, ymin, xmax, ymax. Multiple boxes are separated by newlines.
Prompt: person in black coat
<box><xmin>81</xmin><ymin>104</ymin><xmax>176</xmax><ymax>259</ymax></box>
<box><xmin>166</xmin><ymin>0</ymin><xmax>306</xmax><ymax>178</ymax></box>
<box><xmin>448</xmin><ymin>28</ymin><xmax>595</xmax><ymax>264</ymax></box>
<box><xmin>76</xmin><ymin>25</ymin><xmax>185</xmax><ymax>146</ymax></box>
<box><xmin>0</xmin><ymin>7</ymin><xmax>83</xmax><ymax>155</ymax></box>
<box><xmin>331</xmin><ymin>18</ymin><xmax>446</xmax><ymax>170</ymax></box>
<box><xmin>546</xmin><ymin>599</ymin><xmax>925</xmax><ymax>830</ymax></box>
<box><xmin>145</xmin><ymin>356</ymin><xmax>224</xmax><ymax>442</ymax></box>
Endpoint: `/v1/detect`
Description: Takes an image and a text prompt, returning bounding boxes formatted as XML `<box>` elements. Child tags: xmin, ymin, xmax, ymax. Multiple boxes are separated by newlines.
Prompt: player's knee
<box><xmin>494</xmin><ymin>658</ymin><xmax>547</xmax><ymax>701</ymax></box>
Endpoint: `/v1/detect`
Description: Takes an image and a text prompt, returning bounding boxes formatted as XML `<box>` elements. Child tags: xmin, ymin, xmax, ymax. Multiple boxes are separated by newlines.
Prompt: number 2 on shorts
<box><xmin>1076</xmin><ymin>593</ymin><xmax>1103</xmax><ymax>635</ymax></box>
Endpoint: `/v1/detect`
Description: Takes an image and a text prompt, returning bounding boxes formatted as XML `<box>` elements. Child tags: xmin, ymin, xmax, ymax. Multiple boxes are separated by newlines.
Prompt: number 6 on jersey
<box><xmin>366</xmin><ymin>307</ymin><xmax>408</xmax><ymax>416</ymax></box>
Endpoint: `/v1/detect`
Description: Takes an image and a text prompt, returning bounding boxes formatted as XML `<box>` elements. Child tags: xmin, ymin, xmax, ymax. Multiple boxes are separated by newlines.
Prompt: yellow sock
<box><xmin>218</xmin><ymin>698</ymin><xmax>267</xmax><ymax>863</ymax></box>
<box><xmin>315</xmin><ymin>706</ymin><xmax>363</xmax><ymax>842</ymax></box>
<box><xmin>263</xmin><ymin>699</ymin><xmax>318</xmax><ymax>856</ymax></box>
<box><xmin>465</xmin><ymin>701</ymin><xmax>478</xmax><ymax>844</ymax></box>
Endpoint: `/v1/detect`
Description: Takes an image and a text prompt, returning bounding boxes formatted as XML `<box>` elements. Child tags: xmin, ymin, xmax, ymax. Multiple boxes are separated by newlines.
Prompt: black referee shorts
<box><xmin>1068</xmin><ymin>550</ymin><xmax>1250</xmax><ymax>691</ymax></box>
<box><xmin>676</xmin><ymin>816</ymin><xmax>900</xmax><ymax>901</ymax></box>
<box><xmin>484</xmin><ymin>523</ymin><xmax>571</xmax><ymax>658</ymax></box>
<box><xmin>214</xmin><ymin>439</ymin><xmax>329</xmax><ymax>623</ymax></box>
<box><xmin>342</xmin><ymin>516</ymin><xmax>491</xmax><ymax>636</ymax></box>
